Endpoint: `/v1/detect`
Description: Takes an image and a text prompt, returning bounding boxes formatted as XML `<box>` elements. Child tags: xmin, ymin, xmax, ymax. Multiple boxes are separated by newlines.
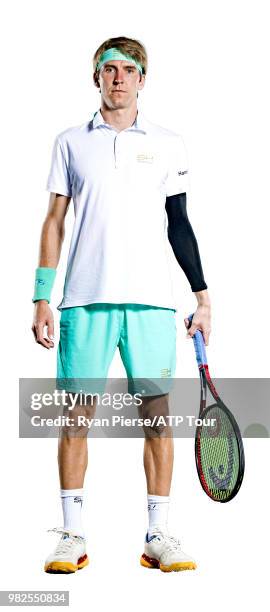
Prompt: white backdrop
<box><xmin>1</xmin><ymin>0</ymin><xmax>269</xmax><ymax>609</ymax></box>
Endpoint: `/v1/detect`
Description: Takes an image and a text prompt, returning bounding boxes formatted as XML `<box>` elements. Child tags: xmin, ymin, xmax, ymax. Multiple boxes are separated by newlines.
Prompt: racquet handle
<box><xmin>187</xmin><ymin>313</ymin><xmax>208</xmax><ymax>367</ymax></box>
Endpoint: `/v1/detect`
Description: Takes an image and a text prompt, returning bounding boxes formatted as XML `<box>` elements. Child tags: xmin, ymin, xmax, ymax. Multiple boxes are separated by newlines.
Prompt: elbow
<box><xmin>42</xmin><ymin>214</ymin><xmax>65</xmax><ymax>243</ymax></box>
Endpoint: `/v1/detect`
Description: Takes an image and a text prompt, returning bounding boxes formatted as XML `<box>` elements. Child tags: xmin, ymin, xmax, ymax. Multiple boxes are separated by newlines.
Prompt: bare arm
<box><xmin>31</xmin><ymin>193</ymin><xmax>71</xmax><ymax>349</ymax></box>
<box><xmin>38</xmin><ymin>193</ymin><xmax>71</xmax><ymax>266</ymax></box>
<box><xmin>184</xmin><ymin>289</ymin><xmax>211</xmax><ymax>346</ymax></box>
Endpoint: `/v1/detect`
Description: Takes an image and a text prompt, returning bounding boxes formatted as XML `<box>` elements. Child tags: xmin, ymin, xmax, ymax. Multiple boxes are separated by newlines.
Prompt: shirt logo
<box><xmin>136</xmin><ymin>153</ymin><xmax>154</xmax><ymax>163</ymax></box>
<box><xmin>178</xmin><ymin>169</ymin><xmax>188</xmax><ymax>175</ymax></box>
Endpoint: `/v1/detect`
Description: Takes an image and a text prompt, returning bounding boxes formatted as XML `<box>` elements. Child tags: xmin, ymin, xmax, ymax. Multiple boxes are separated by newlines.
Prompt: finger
<box><xmin>184</xmin><ymin>317</ymin><xmax>194</xmax><ymax>332</ymax></box>
<box><xmin>203</xmin><ymin>328</ymin><xmax>211</xmax><ymax>346</ymax></box>
<box><xmin>186</xmin><ymin>323</ymin><xmax>198</xmax><ymax>338</ymax></box>
<box><xmin>44</xmin><ymin>331</ymin><xmax>54</xmax><ymax>348</ymax></box>
<box><xmin>48</xmin><ymin>322</ymin><xmax>54</xmax><ymax>340</ymax></box>
<box><xmin>36</xmin><ymin>323</ymin><xmax>52</xmax><ymax>349</ymax></box>
<box><xmin>47</xmin><ymin>320</ymin><xmax>55</xmax><ymax>345</ymax></box>
<box><xmin>31</xmin><ymin>326</ymin><xmax>37</xmax><ymax>341</ymax></box>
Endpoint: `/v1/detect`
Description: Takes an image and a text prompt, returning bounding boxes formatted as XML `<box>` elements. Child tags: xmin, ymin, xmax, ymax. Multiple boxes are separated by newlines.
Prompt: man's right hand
<box><xmin>31</xmin><ymin>300</ymin><xmax>55</xmax><ymax>349</ymax></box>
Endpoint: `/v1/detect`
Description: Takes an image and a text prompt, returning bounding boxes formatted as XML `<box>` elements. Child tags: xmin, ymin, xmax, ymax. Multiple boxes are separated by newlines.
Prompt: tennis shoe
<box><xmin>44</xmin><ymin>527</ymin><xmax>89</xmax><ymax>573</ymax></box>
<box><xmin>140</xmin><ymin>527</ymin><xmax>197</xmax><ymax>572</ymax></box>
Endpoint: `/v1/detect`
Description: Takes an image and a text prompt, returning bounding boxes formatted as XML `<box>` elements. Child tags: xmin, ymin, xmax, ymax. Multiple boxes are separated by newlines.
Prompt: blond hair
<box><xmin>93</xmin><ymin>36</ymin><xmax>148</xmax><ymax>76</ymax></box>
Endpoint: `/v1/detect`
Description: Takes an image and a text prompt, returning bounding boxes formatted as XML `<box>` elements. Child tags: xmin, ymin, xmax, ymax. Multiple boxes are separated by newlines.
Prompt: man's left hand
<box><xmin>184</xmin><ymin>304</ymin><xmax>211</xmax><ymax>346</ymax></box>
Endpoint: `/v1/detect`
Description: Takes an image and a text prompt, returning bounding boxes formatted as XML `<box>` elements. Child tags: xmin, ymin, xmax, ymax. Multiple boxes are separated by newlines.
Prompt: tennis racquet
<box><xmin>187</xmin><ymin>313</ymin><xmax>245</xmax><ymax>502</ymax></box>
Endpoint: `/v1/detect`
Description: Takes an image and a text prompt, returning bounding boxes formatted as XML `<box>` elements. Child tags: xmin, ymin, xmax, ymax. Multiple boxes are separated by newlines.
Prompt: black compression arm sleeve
<box><xmin>165</xmin><ymin>192</ymin><xmax>208</xmax><ymax>292</ymax></box>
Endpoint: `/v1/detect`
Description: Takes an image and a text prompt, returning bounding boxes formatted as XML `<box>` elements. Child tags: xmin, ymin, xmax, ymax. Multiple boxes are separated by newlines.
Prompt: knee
<box><xmin>139</xmin><ymin>394</ymin><xmax>170</xmax><ymax>437</ymax></box>
<box><xmin>59</xmin><ymin>403</ymin><xmax>96</xmax><ymax>438</ymax></box>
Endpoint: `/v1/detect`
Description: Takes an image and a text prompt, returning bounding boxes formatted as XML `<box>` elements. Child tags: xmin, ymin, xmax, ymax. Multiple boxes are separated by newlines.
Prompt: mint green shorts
<box><xmin>56</xmin><ymin>303</ymin><xmax>177</xmax><ymax>395</ymax></box>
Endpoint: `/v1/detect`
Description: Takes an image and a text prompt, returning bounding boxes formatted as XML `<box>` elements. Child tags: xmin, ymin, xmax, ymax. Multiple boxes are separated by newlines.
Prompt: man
<box><xmin>32</xmin><ymin>36</ymin><xmax>211</xmax><ymax>574</ymax></box>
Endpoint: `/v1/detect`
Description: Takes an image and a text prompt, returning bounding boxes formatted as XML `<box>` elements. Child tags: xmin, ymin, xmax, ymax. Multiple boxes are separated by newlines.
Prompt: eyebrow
<box><xmin>103</xmin><ymin>64</ymin><xmax>136</xmax><ymax>70</ymax></box>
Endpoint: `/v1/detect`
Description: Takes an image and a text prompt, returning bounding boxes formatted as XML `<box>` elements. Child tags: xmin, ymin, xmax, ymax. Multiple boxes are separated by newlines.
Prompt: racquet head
<box><xmin>195</xmin><ymin>400</ymin><xmax>245</xmax><ymax>502</ymax></box>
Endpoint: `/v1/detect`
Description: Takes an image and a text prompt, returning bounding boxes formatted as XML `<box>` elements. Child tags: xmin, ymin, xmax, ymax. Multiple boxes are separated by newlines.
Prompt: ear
<box><xmin>93</xmin><ymin>72</ymin><xmax>100</xmax><ymax>89</ymax></box>
<box><xmin>138</xmin><ymin>74</ymin><xmax>146</xmax><ymax>91</ymax></box>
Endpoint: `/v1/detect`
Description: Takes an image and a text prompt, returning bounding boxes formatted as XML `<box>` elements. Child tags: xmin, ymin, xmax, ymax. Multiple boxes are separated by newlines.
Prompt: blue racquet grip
<box><xmin>187</xmin><ymin>313</ymin><xmax>207</xmax><ymax>367</ymax></box>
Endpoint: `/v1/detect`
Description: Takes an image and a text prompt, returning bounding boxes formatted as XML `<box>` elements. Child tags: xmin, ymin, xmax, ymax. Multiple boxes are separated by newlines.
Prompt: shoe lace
<box><xmin>164</xmin><ymin>534</ymin><xmax>182</xmax><ymax>552</ymax></box>
<box><xmin>47</xmin><ymin>527</ymin><xmax>85</xmax><ymax>555</ymax></box>
<box><xmin>151</xmin><ymin>528</ymin><xmax>182</xmax><ymax>552</ymax></box>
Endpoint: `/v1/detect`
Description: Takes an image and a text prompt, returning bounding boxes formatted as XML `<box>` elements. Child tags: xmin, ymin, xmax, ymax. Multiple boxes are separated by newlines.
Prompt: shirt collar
<box><xmin>90</xmin><ymin>108</ymin><xmax>148</xmax><ymax>134</ymax></box>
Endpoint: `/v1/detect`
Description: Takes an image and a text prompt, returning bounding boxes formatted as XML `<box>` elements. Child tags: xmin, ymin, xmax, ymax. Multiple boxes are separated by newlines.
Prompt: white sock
<box><xmin>147</xmin><ymin>494</ymin><xmax>170</xmax><ymax>534</ymax></box>
<box><xmin>60</xmin><ymin>488</ymin><xmax>85</xmax><ymax>538</ymax></box>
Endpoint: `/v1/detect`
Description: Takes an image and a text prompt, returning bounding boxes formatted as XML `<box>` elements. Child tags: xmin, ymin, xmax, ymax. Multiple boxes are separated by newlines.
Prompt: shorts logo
<box><xmin>136</xmin><ymin>153</ymin><xmax>154</xmax><ymax>163</ymax></box>
<box><xmin>36</xmin><ymin>279</ymin><xmax>46</xmax><ymax>285</ymax></box>
<box><xmin>178</xmin><ymin>169</ymin><xmax>188</xmax><ymax>175</ymax></box>
<box><xmin>161</xmin><ymin>368</ymin><xmax>171</xmax><ymax>378</ymax></box>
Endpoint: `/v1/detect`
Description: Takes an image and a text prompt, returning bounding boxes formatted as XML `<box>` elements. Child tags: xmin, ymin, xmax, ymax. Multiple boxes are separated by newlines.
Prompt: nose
<box><xmin>113</xmin><ymin>70</ymin><xmax>124</xmax><ymax>84</ymax></box>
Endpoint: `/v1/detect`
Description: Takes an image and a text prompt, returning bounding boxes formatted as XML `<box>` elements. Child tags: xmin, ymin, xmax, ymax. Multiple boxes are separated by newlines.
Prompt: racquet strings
<box><xmin>197</xmin><ymin>403</ymin><xmax>240</xmax><ymax>501</ymax></box>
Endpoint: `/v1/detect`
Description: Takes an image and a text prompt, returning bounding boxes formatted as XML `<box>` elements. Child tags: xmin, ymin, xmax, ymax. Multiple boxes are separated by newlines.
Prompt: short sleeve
<box><xmin>165</xmin><ymin>135</ymin><xmax>190</xmax><ymax>196</ymax></box>
<box><xmin>46</xmin><ymin>136</ymin><xmax>72</xmax><ymax>197</ymax></box>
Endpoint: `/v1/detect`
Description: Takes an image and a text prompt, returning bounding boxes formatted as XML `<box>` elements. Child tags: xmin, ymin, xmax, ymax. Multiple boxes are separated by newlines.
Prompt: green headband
<box><xmin>96</xmin><ymin>47</ymin><xmax>143</xmax><ymax>75</ymax></box>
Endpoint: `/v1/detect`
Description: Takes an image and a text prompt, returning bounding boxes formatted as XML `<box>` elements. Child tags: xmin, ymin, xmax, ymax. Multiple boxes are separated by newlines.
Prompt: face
<box><xmin>93</xmin><ymin>60</ymin><xmax>145</xmax><ymax>109</ymax></box>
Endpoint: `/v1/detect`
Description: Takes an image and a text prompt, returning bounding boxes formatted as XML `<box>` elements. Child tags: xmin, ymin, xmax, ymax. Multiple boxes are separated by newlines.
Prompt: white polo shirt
<box><xmin>46</xmin><ymin>108</ymin><xmax>190</xmax><ymax>311</ymax></box>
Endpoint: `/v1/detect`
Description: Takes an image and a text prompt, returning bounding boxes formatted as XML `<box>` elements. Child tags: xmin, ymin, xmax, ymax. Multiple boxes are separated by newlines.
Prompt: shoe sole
<box><xmin>44</xmin><ymin>554</ymin><xmax>89</xmax><ymax>574</ymax></box>
<box><xmin>140</xmin><ymin>553</ymin><xmax>197</xmax><ymax>572</ymax></box>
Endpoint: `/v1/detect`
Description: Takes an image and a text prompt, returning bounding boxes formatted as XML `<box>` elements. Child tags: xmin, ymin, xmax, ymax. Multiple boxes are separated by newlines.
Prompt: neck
<box><xmin>99</xmin><ymin>103</ymin><xmax>138</xmax><ymax>132</ymax></box>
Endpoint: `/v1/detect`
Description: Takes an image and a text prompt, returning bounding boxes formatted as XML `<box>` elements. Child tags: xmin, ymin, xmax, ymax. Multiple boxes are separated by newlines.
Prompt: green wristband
<box><xmin>32</xmin><ymin>267</ymin><xmax>56</xmax><ymax>304</ymax></box>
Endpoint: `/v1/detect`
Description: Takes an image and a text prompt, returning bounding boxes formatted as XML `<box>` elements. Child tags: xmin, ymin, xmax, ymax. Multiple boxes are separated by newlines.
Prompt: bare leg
<box><xmin>143</xmin><ymin>436</ymin><xmax>174</xmax><ymax>496</ymax></box>
<box><xmin>138</xmin><ymin>394</ymin><xmax>174</xmax><ymax>495</ymax></box>
<box><xmin>58</xmin><ymin>437</ymin><xmax>88</xmax><ymax>489</ymax></box>
<box><xmin>57</xmin><ymin>396</ymin><xmax>97</xmax><ymax>489</ymax></box>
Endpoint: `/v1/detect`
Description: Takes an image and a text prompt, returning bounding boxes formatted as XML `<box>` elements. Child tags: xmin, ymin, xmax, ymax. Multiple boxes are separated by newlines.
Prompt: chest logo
<box><xmin>136</xmin><ymin>153</ymin><xmax>154</xmax><ymax>163</ymax></box>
